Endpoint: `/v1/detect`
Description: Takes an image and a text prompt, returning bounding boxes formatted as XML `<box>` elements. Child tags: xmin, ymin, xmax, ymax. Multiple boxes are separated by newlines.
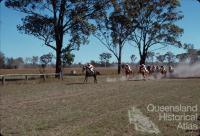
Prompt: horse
<box><xmin>151</xmin><ymin>65</ymin><xmax>156</xmax><ymax>73</ymax></box>
<box><xmin>147</xmin><ymin>65</ymin><xmax>153</xmax><ymax>75</ymax></box>
<box><xmin>168</xmin><ymin>66</ymin><xmax>174</xmax><ymax>73</ymax></box>
<box><xmin>125</xmin><ymin>68</ymin><xmax>133</xmax><ymax>79</ymax></box>
<box><xmin>82</xmin><ymin>65</ymin><xmax>99</xmax><ymax>83</ymax></box>
<box><xmin>122</xmin><ymin>64</ymin><xmax>133</xmax><ymax>79</ymax></box>
<box><xmin>160</xmin><ymin>66</ymin><xmax>167</xmax><ymax>77</ymax></box>
<box><xmin>138</xmin><ymin>66</ymin><xmax>149</xmax><ymax>79</ymax></box>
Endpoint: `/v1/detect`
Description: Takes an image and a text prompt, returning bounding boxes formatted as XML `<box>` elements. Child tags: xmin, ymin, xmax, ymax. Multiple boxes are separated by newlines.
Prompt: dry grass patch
<box><xmin>0</xmin><ymin>76</ymin><xmax>199</xmax><ymax>136</ymax></box>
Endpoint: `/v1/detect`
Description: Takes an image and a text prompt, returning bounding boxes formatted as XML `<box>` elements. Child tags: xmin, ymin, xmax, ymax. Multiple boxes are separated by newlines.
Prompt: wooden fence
<box><xmin>0</xmin><ymin>73</ymin><xmax>62</xmax><ymax>85</ymax></box>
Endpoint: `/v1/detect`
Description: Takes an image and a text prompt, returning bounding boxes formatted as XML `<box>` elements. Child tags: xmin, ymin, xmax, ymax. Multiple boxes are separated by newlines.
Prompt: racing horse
<box><xmin>82</xmin><ymin>65</ymin><xmax>99</xmax><ymax>83</ymax></box>
<box><xmin>122</xmin><ymin>64</ymin><xmax>133</xmax><ymax>79</ymax></box>
<box><xmin>147</xmin><ymin>65</ymin><xmax>153</xmax><ymax>75</ymax></box>
<box><xmin>160</xmin><ymin>66</ymin><xmax>167</xmax><ymax>77</ymax></box>
<box><xmin>139</xmin><ymin>65</ymin><xmax>149</xmax><ymax>79</ymax></box>
<box><xmin>168</xmin><ymin>66</ymin><xmax>174</xmax><ymax>73</ymax></box>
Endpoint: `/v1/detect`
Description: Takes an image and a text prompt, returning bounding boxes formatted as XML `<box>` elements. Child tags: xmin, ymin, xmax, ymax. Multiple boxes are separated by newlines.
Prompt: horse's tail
<box><xmin>96</xmin><ymin>71</ymin><xmax>101</xmax><ymax>75</ymax></box>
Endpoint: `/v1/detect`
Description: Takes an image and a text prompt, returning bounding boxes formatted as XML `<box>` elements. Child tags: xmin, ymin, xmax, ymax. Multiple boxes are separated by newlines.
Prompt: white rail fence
<box><xmin>0</xmin><ymin>73</ymin><xmax>63</xmax><ymax>85</ymax></box>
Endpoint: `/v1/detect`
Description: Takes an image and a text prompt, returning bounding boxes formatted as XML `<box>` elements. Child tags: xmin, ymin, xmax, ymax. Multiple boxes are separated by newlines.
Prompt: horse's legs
<box><xmin>164</xmin><ymin>72</ymin><xmax>167</xmax><ymax>78</ymax></box>
<box><xmin>143</xmin><ymin>72</ymin><xmax>146</xmax><ymax>80</ymax></box>
<box><xmin>84</xmin><ymin>75</ymin><xmax>88</xmax><ymax>83</ymax></box>
<box><xmin>94</xmin><ymin>75</ymin><xmax>97</xmax><ymax>83</ymax></box>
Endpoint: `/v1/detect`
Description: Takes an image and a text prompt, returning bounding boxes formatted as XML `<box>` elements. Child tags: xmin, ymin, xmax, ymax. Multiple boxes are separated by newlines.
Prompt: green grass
<box><xmin>0</xmin><ymin>76</ymin><xmax>199</xmax><ymax>136</ymax></box>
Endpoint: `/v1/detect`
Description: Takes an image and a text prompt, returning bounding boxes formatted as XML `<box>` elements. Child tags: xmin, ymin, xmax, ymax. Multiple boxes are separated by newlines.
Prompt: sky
<box><xmin>0</xmin><ymin>0</ymin><xmax>200</xmax><ymax>64</ymax></box>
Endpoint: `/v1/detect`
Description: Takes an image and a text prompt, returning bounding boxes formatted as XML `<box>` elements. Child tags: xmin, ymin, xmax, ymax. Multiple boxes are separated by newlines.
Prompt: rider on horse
<box><xmin>156</xmin><ymin>65</ymin><xmax>160</xmax><ymax>72</ymax></box>
<box><xmin>147</xmin><ymin>65</ymin><xmax>151</xmax><ymax>73</ymax></box>
<box><xmin>87</xmin><ymin>63</ymin><xmax>95</xmax><ymax>73</ymax></box>
<box><xmin>140</xmin><ymin>64</ymin><xmax>148</xmax><ymax>72</ymax></box>
<box><xmin>152</xmin><ymin>65</ymin><xmax>156</xmax><ymax>73</ymax></box>
<box><xmin>160</xmin><ymin>65</ymin><xmax>167</xmax><ymax>75</ymax></box>
<box><xmin>83</xmin><ymin>63</ymin><xmax>97</xmax><ymax>83</ymax></box>
<box><xmin>125</xmin><ymin>64</ymin><xmax>131</xmax><ymax>71</ymax></box>
<box><xmin>168</xmin><ymin>65</ymin><xmax>174</xmax><ymax>73</ymax></box>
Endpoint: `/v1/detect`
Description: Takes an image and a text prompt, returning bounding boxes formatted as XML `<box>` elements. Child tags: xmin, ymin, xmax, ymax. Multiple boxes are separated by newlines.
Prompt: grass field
<box><xmin>0</xmin><ymin>76</ymin><xmax>200</xmax><ymax>136</ymax></box>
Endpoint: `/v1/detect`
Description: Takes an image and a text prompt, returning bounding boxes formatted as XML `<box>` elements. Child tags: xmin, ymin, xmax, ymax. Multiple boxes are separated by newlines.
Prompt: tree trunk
<box><xmin>56</xmin><ymin>49</ymin><xmax>62</xmax><ymax>74</ymax></box>
<box><xmin>55</xmin><ymin>37</ymin><xmax>62</xmax><ymax>78</ymax></box>
<box><xmin>117</xmin><ymin>60</ymin><xmax>121</xmax><ymax>74</ymax></box>
<box><xmin>55</xmin><ymin>25</ymin><xmax>63</xmax><ymax>77</ymax></box>
<box><xmin>140</xmin><ymin>54</ymin><xmax>147</xmax><ymax>65</ymax></box>
<box><xmin>117</xmin><ymin>48</ymin><xmax>122</xmax><ymax>74</ymax></box>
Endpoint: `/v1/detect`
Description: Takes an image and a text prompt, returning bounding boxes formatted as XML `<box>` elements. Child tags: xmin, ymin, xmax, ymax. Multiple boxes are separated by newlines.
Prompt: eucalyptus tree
<box><xmin>130</xmin><ymin>0</ymin><xmax>183</xmax><ymax>64</ymax></box>
<box><xmin>164</xmin><ymin>51</ymin><xmax>176</xmax><ymax>65</ymax></box>
<box><xmin>5</xmin><ymin>0</ymin><xmax>107</xmax><ymax>74</ymax></box>
<box><xmin>61</xmin><ymin>47</ymin><xmax>75</xmax><ymax>66</ymax></box>
<box><xmin>130</xmin><ymin>54</ymin><xmax>137</xmax><ymax>64</ymax></box>
<box><xmin>0</xmin><ymin>51</ymin><xmax>5</xmax><ymax>68</ymax></box>
<box><xmin>156</xmin><ymin>54</ymin><xmax>166</xmax><ymax>63</ymax></box>
<box><xmin>146</xmin><ymin>51</ymin><xmax>155</xmax><ymax>64</ymax></box>
<box><xmin>94</xmin><ymin>0</ymin><xmax>142</xmax><ymax>74</ymax></box>
<box><xmin>99</xmin><ymin>52</ymin><xmax>112</xmax><ymax>67</ymax></box>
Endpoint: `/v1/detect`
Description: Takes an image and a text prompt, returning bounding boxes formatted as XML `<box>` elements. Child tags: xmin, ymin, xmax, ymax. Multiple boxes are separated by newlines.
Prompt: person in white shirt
<box><xmin>125</xmin><ymin>64</ymin><xmax>131</xmax><ymax>71</ymax></box>
<box><xmin>87</xmin><ymin>63</ymin><xmax>94</xmax><ymax>73</ymax></box>
<box><xmin>141</xmin><ymin>64</ymin><xmax>148</xmax><ymax>72</ymax></box>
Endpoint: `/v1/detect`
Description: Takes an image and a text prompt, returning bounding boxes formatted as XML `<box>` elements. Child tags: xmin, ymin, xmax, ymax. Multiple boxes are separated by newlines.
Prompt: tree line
<box><xmin>1</xmin><ymin>47</ymin><xmax>199</xmax><ymax>69</ymax></box>
<box><xmin>3</xmin><ymin>0</ymin><xmax>200</xmax><ymax>74</ymax></box>
<box><xmin>0</xmin><ymin>52</ymin><xmax>73</xmax><ymax>69</ymax></box>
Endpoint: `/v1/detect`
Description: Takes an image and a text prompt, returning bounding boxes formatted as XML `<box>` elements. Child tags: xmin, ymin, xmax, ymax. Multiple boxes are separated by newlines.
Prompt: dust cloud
<box><xmin>106</xmin><ymin>63</ymin><xmax>200</xmax><ymax>82</ymax></box>
<box><xmin>172</xmin><ymin>63</ymin><xmax>200</xmax><ymax>78</ymax></box>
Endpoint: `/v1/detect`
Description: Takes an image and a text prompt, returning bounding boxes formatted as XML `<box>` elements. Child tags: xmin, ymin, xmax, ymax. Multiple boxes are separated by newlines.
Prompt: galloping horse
<box><xmin>160</xmin><ymin>66</ymin><xmax>167</xmax><ymax>77</ymax></box>
<box><xmin>139</xmin><ymin>66</ymin><xmax>149</xmax><ymax>79</ymax></box>
<box><xmin>82</xmin><ymin>65</ymin><xmax>99</xmax><ymax>83</ymax></box>
<box><xmin>147</xmin><ymin>65</ymin><xmax>153</xmax><ymax>75</ymax></box>
<box><xmin>122</xmin><ymin>64</ymin><xmax>133</xmax><ymax>79</ymax></box>
<box><xmin>168</xmin><ymin>66</ymin><xmax>174</xmax><ymax>73</ymax></box>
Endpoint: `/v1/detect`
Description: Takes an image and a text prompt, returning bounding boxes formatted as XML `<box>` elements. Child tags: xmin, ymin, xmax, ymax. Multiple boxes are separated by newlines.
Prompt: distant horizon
<box><xmin>1</xmin><ymin>0</ymin><xmax>200</xmax><ymax>64</ymax></box>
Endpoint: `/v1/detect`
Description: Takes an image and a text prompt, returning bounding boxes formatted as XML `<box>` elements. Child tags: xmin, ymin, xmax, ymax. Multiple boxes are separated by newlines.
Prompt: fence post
<box><xmin>59</xmin><ymin>72</ymin><xmax>63</xmax><ymax>80</ymax></box>
<box><xmin>25</xmin><ymin>75</ymin><xmax>28</xmax><ymax>80</ymax></box>
<box><xmin>43</xmin><ymin>74</ymin><xmax>46</xmax><ymax>81</ymax></box>
<box><xmin>2</xmin><ymin>76</ymin><xmax>5</xmax><ymax>85</ymax></box>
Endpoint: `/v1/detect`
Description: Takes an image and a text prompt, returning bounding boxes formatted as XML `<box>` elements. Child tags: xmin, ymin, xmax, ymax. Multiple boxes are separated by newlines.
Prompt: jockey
<box><xmin>87</xmin><ymin>63</ymin><xmax>95</xmax><ymax>73</ymax></box>
<box><xmin>169</xmin><ymin>65</ymin><xmax>174</xmax><ymax>73</ymax></box>
<box><xmin>160</xmin><ymin>65</ymin><xmax>166</xmax><ymax>71</ymax></box>
<box><xmin>156</xmin><ymin>65</ymin><xmax>160</xmax><ymax>72</ymax></box>
<box><xmin>147</xmin><ymin>65</ymin><xmax>151</xmax><ymax>72</ymax></box>
<box><xmin>141</xmin><ymin>64</ymin><xmax>148</xmax><ymax>71</ymax></box>
<box><xmin>152</xmin><ymin>65</ymin><xmax>156</xmax><ymax>72</ymax></box>
<box><xmin>125</xmin><ymin>64</ymin><xmax>131</xmax><ymax>71</ymax></box>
